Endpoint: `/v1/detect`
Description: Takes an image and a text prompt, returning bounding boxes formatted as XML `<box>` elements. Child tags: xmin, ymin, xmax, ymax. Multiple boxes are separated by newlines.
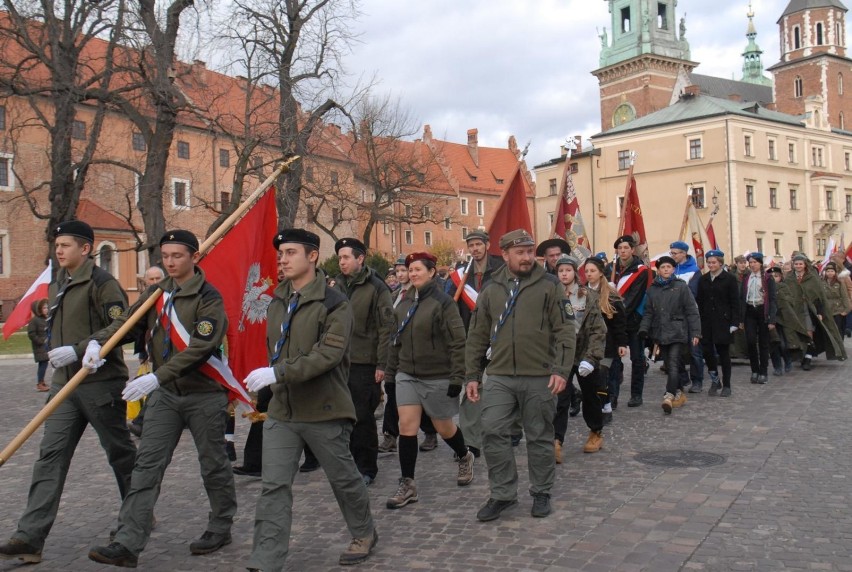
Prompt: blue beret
<box><xmin>705</xmin><ymin>249</ymin><xmax>725</xmax><ymax>259</ymax></box>
<box><xmin>594</xmin><ymin>252</ymin><xmax>607</xmax><ymax>260</ymax></box>
<box><xmin>670</xmin><ymin>240</ymin><xmax>690</xmax><ymax>252</ymax></box>
<box><xmin>747</xmin><ymin>252</ymin><xmax>764</xmax><ymax>263</ymax></box>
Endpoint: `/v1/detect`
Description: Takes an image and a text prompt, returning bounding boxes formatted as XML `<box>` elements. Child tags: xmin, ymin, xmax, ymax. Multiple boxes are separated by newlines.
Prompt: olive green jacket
<box><xmin>823</xmin><ymin>278</ymin><xmax>852</xmax><ymax>316</ymax></box>
<box><xmin>466</xmin><ymin>263</ymin><xmax>577</xmax><ymax>382</ymax></box>
<box><xmin>572</xmin><ymin>288</ymin><xmax>607</xmax><ymax>368</ymax></box>
<box><xmin>50</xmin><ymin>257</ymin><xmax>128</xmax><ymax>385</ymax></box>
<box><xmin>92</xmin><ymin>267</ymin><xmax>228</xmax><ymax>394</ymax></box>
<box><xmin>386</xmin><ymin>279</ymin><xmax>467</xmax><ymax>387</ymax></box>
<box><xmin>266</xmin><ymin>270</ymin><xmax>356</xmax><ymax>423</ymax></box>
<box><xmin>333</xmin><ymin>266</ymin><xmax>393</xmax><ymax>369</ymax></box>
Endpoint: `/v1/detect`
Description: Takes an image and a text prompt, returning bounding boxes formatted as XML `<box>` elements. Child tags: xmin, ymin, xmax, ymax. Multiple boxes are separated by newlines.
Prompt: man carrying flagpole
<box><xmin>87</xmin><ymin>230</ymin><xmax>238</xmax><ymax>568</ymax></box>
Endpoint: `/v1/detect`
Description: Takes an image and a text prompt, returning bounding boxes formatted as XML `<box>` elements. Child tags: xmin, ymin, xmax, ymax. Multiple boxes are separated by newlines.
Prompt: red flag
<box><xmin>200</xmin><ymin>188</ymin><xmax>278</xmax><ymax>384</ymax></box>
<box><xmin>620</xmin><ymin>175</ymin><xmax>649</xmax><ymax>263</ymax></box>
<box><xmin>553</xmin><ymin>159</ymin><xmax>592</xmax><ymax>258</ymax></box>
<box><xmin>486</xmin><ymin>166</ymin><xmax>533</xmax><ymax>256</ymax></box>
<box><xmin>706</xmin><ymin>220</ymin><xmax>718</xmax><ymax>250</ymax></box>
<box><xmin>3</xmin><ymin>261</ymin><xmax>51</xmax><ymax>340</ymax></box>
<box><xmin>682</xmin><ymin>203</ymin><xmax>712</xmax><ymax>269</ymax></box>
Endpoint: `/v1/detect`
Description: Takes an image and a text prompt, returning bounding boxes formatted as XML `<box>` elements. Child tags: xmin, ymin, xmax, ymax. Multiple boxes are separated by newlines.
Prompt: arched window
<box><xmin>816</xmin><ymin>22</ymin><xmax>824</xmax><ymax>45</ymax></box>
<box><xmin>837</xmin><ymin>22</ymin><xmax>843</xmax><ymax>46</ymax></box>
<box><xmin>794</xmin><ymin>26</ymin><xmax>801</xmax><ymax>49</ymax></box>
<box><xmin>97</xmin><ymin>242</ymin><xmax>116</xmax><ymax>276</ymax></box>
<box><xmin>840</xmin><ymin>112</ymin><xmax>845</xmax><ymax>130</ymax></box>
<box><xmin>794</xmin><ymin>76</ymin><xmax>803</xmax><ymax>98</ymax></box>
<box><xmin>839</xmin><ymin>73</ymin><xmax>844</xmax><ymax>95</ymax></box>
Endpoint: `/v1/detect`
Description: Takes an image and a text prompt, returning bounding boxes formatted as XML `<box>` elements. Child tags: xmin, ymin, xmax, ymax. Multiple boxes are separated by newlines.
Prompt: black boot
<box><xmin>88</xmin><ymin>542</ymin><xmax>138</xmax><ymax>568</ymax></box>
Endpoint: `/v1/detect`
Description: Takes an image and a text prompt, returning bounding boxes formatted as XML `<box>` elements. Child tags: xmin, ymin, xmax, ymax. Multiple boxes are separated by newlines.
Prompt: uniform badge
<box><xmin>195</xmin><ymin>319</ymin><xmax>216</xmax><ymax>339</ymax></box>
<box><xmin>105</xmin><ymin>302</ymin><xmax>125</xmax><ymax>321</ymax></box>
<box><xmin>561</xmin><ymin>299</ymin><xmax>575</xmax><ymax>319</ymax></box>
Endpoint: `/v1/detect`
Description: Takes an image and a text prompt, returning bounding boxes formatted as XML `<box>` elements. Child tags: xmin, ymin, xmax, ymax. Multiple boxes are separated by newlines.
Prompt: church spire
<box><xmin>741</xmin><ymin>2</ymin><xmax>773</xmax><ymax>86</ymax></box>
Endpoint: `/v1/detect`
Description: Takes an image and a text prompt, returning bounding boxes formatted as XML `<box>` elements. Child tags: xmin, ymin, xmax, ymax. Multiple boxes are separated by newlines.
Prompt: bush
<box><xmin>319</xmin><ymin>251</ymin><xmax>391</xmax><ymax>279</ymax></box>
<box><xmin>319</xmin><ymin>254</ymin><xmax>340</xmax><ymax>277</ymax></box>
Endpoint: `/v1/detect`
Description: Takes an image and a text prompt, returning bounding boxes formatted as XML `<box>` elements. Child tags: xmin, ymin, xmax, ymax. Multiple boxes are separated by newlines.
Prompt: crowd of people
<box><xmin>2</xmin><ymin>219</ymin><xmax>849</xmax><ymax>571</ymax></box>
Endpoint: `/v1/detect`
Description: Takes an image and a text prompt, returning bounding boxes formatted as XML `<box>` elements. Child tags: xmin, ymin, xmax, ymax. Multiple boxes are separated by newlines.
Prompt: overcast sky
<box><xmin>343</xmin><ymin>0</ymin><xmax>796</xmax><ymax>170</ymax></box>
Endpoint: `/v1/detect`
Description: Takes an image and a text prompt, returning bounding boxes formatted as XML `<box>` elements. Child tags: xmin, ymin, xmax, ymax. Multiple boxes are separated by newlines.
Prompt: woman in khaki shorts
<box><xmin>384</xmin><ymin>252</ymin><xmax>475</xmax><ymax>509</ymax></box>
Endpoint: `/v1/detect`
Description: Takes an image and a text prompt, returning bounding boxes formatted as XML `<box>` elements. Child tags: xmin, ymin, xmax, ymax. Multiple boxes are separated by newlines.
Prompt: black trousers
<box><xmin>240</xmin><ymin>386</ymin><xmax>272</xmax><ymax>470</ymax></box>
<box><xmin>744</xmin><ymin>304</ymin><xmax>770</xmax><ymax>375</ymax></box>
<box><xmin>348</xmin><ymin>364</ymin><xmax>381</xmax><ymax>479</ymax></box>
<box><xmin>661</xmin><ymin>343</ymin><xmax>686</xmax><ymax>395</ymax></box>
<box><xmin>554</xmin><ymin>367</ymin><xmax>603</xmax><ymax>443</ymax></box>
<box><xmin>381</xmin><ymin>382</ymin><xmax>436</xmax><ymax>438</ymax></box>
<box><xmin>702</xmin><ymin>342</ymin><xmax>732</xmax><ymax>388</ymax></box>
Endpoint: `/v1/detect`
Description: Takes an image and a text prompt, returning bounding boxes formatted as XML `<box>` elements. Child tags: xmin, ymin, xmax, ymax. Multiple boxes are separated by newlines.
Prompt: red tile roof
<box><xmin>76</xmin><ymin>199</ymin><xmax>136</xmax><ymax>232</ymax></box>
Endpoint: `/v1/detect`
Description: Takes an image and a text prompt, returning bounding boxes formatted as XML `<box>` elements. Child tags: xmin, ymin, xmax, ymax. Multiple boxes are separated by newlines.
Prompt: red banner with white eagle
<box><xmin>200</xmin><ymin>187</ymin><xmax>278</xmax><ymax>385</ymax></box>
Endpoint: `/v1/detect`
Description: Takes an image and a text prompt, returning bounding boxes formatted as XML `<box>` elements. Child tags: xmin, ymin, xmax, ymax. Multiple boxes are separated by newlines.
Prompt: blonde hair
<box><xmin>596</xmin><ymin>279</ymin><xmax>618</xmax><ymax>319</ymax></box>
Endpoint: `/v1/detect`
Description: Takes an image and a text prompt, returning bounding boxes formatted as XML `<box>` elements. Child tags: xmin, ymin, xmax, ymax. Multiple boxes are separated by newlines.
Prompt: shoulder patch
<box><xmin>194</xmin><ymin>318</ymin><xmax>218</xmax><ymax>340</ymax></box>
<box><xmin>104</xmin><ymin>302</ymin><xmax>125</xmax><ymax>321</ymax></box>
<box><xmin>324</xmin><ymin>332</ymin><xmax>346</xmax><ymax>349</ymax></box>
<box><xmin>561</xmin><ymin>299</ymin><xmax>575</xmax><ymax>319</ymax></box>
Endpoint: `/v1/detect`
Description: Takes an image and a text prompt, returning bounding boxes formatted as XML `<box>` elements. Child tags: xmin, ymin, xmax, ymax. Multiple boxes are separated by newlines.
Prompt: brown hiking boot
<box><xmin>378</xmin><ymin>433</ymin><xmax>397</xmax><ymax>453</ymax></box>
<box><xmin>339</xmin><ymin>529</ymin><xmax>378</xmax><ymax>566</ymax></box>
<box><xmin>35</xmin><ymin>383</ymin><xmax>49</xmax><ymax>392</ymax></box>
<box><xmin>672</xmin><ymin>390</ymin><xmax>687</xmax><ymax>408</ymax></box>
<box><xmin>456</xmin><ymin>451</ymin><xmax>474</xmax><ymax>486</ymax></box>
<box><xmin>386</xmin><ymin>478</ymin><xmax>418</xmax><ymax>509</ymax></box>
<box><xmin>583</xmin><ymin>431</ymin><xmax>603</xmax><ymax>453</ymax></box>
<box><xmin>554</xmin><ymin>439</ymin><xmax>563</xmax><ymax>464</ymax></box>
<box><xmin>662</xmin><ymin>392</ymin><xmax>674</xmax><ymax>414</ymax></box>
<box><xmin>0</xmin><ymin>538</ymin><xmax>41</xmax><ymax>564</ymax></box>
<box><xmin>419</xmin><ymin>433</ymin><xmax>438</xmax><ymax>451</ymax></box>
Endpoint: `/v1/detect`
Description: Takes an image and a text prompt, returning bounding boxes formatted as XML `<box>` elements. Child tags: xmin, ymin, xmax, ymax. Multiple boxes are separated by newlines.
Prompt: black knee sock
<box><xmin>398</xmin><ymin>435</ymin><xmax>418</xmax><ymax>479</ymax></box>
<box><xmin>443</xmin><ymin>427</ymin><xmax>468</xmax><ymax>458</ymax></box>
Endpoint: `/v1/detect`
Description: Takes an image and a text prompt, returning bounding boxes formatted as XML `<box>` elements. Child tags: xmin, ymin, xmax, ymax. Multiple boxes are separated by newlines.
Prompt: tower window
<box><xmin>657</xmin><ymin>3</ymin><xmax>668</xmax><ymax>29</ymax></box>
<box><xmin>841</xmin><ymin>112</ymin><xmax>846</xmax><ymax>131</ymax></box>
<box><xmin>794</xmin><ymin>26</ymin><xmax>801</xmax><ymax>50</ymax></box>
<box><xmin>621</xmin><ymin>7</ymin><xmax>631</xmax><ymax>33</ymax></box>
<box><xmin>839</xmin><ymin>73</ymin><xmax>844</xmax><ymax>96</ymax></box>
<box><xmin>837</xmin><ymin>22</ymin><xmax>843</xmax><ymax>47</ymax></box>
<box><xmin>816</xmin><ymin>23</ymin><xmax>824</xmax><ymax>46</ymax></box>
<box><xmin>794</xmin><ymin>76</ymin><xmax>803</xmax><ymax>98</ymax></box>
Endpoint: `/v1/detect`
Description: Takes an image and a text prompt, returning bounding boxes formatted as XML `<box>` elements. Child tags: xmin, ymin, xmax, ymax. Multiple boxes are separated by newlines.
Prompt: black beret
<box><xmin>335</xmin><ymin>237</ymin><xmax>367</xmax><ymax>256</ymax></box>
<box><xmin>613</xmin><ymin>235</ymin><xmax>636</xmax><ymax>249</ymax></box>
<box><xmin>535</xmin><ymin>237</ymin><xmax>572</xmax><ymax>257</ymax></box>
<box><xmin>160</xmin><ymin>229</ymin><xmax>199</xmax><ymax>253</ymax></box>
<box><xmin>273</xmin><ymin>228</ymin><xmax>320</xmax><ymax>250</ymax></box>
<box><xmin>656</xmin><ymin>255</ymin><xmax>677</xmax><ymax>269</ymax></box>
<box><xmin>54</xmin><ymin>220</ymin><xmax>94</xmax><ymax>244</ymax></box>
<box><xmin>768</xmin><ymin>266</ymin><xmax>783</xmax><ymax>275</ymax></box>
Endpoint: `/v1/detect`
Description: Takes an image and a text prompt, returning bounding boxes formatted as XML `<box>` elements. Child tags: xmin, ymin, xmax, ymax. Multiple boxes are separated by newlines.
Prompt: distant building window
<box><xmin>768</xmin><ymin>139</ymin><xmax>777</xmax><ymax>161</ymax></box>
<box><xmin>330</xmin><ymin>171</ymin><xmax>339</xmax><ymax>185</ymax></box>
<box><xmin>405</xmin><ymin>204</ymin><xmax>412</xmax><ymax>218</ymax></box>
<box><xmin>177</xmin><ymin>140</ymin><xmax>190</xmax><ymax>159</ymax></box>
<box><xmin>220</xmin><ymin>191</ymin><xmax>230</xmax><ymax>209</ymax></box>
<box><xmin>219</xmin><ymin>149</ymin><xmax>230</xmax><ymax>168</ymax></box>
<box><xmin>756</xmin><ymin>237</ymin><xmax>764</xmax><ymax>254</ymax></box>
<box><xmin>0</xmin><ymin>105</ymin><xmax>5</xmax><ymax>130</ymax></box>
<box><xmin>816</xmin><ymin>22</ymin><xmax>824</xmax><ymax>45</ymax></box>
<box><xmin>621</xmin><ymin>6</ymin><xmax>631</xmax><ymax>32</ymax></box>
<box><xmin>837</xmin><ymin>22</ymin><xmax>843</xmax><ymax>47</ymax></box>
<box><xmin>846</xmin><ymin>194</ymin><xmax>852</xmax><ymax>215</ymax></box>
<box><xmin>617</xmin><ymin>150</ymin><xmax>631</xmax><ymax>170</ymax></box>
<box><xmin>657</xmin><ymin>3</ymin><xmax>668</xmax><ymax>29</ymax></box>
<box><xmin>570</xmin><ymin>163</ymin><xmax>578</xmax><ymax>174</ymax></box>
<box><xmin>97</xmin><ymin>242</ymin><xmax>115</xmax><ymax>276</ymax></box>
<box><xmin>172</xmin><ymin>178</ymin><xmax>189</xmax><ymax>208</ymax></box>
<box><xmin>0</xmin><ymin>232</ymin><xmax>7</xmax><ymax>276</ymax></box>
<box><xmin>774</xmin><ymin>238</ymin><xmax>781</xmax><ymax>256</ymax></box>
<box><xmin>405</xmin><ymin>230</ymin><xmax>413</xmax><ymax>245</ymax></box>
<box><xmin>826</xmin><ymin>189</ymin><xmax>835</xmax><ymax>210</ymax></box>
<box><xmin>72</xmin><ymin>120</ymin><xmax>86</xmax><ymax>140</ymax></box>
<box><xmin>790</xmin><ymin>188</ymin><xmax>798</xmax><ymax>210</ymax></box>
<box><xmin>840</xmin><ymin>73</ymin><xmax>844</xmax><ymax>96</ymax></box>
<box><xmin>811</xmin><ymin>146</ymin><xmax>825</xmax><ymax>167</ymax></box>
<box><xmin>305</xmin><ymin>166</ymin><xmax>314</xmax><ymax>182</ymax></box>
<box><xmin>798</xmin><ymin>236</ymin><xmax>805</xmax><ymax>252</ymax></box>
<box><xmin>794</xmin><ymin>76</ymin><xmax>803</xmax><ymax>98</ymax></box>
<box><xmin>422</xmin><ymin>205</ymin><xmax>431</xmax><ymax>218</ymax></box>
<box><xmin>460</xmin><ymin>198</ymin><xmax>468</xmax><ymax>215</ymax></box>
<box><xmin>132</xmin><ymin>132</ymin><xmax>146</xmax><ymax>151</ymax></box>
<box><xmin>770</xmin><ymin>187</ymin><xmax>778</xmax><ymax>209</ymax></box>
<box><xmin>462</xmin><ymin>227</ymin><xmax>469</xmax><ymax>239</ymax></box>
<box><xmin>817</xmin><ymin>238</ymin><xmax>826</xmax><ymax>254</ymax></box>
<box><xmin>690</xmin><ymin>186</ymin><xmax>705</xmax><ymax>209</ymax></box>
<box><xmin>383</xmin><ymin>221</ymin><xmax>390</xmax><ymax>235</ymax></box>
<box><xmin>476</xmin><ymin>200</ymin><xmax>484</xmax><ymax>217</ymax></box>
<box><xmin>788</xmin><ymin>142</ymin><xmax>796</xmax><ymax>163</ymax></box>
<box><xmin>794</xmin><ymin>26</ymin><xmax>801</xmax><ymax>49</ymax></box>
<box><xmin>444</xmin><ymin>217</ymin><xmax>451</xmax><ymax>230</ymax></box>
<box><xmin>617</xmin><ymin>195</ymin><xmax>625</xmax><ymax>217</ymax></box>
<box><xmin>840</xmin><ymin>112</ymin><xmax>845</xmax><ymax>130</ymax></box>
<box><xmin>424</xmin><ymin>231</ymin><xmax>432</xmax><ymax>246</ymax></box>
<box><xmin>746</xmin><ymin>184</ymin><xmax>755</xmax><ymax>207</ymax></box>
<box><xmin>689</xmin><ymin>138</ymin><xmax>702</xmax><ymax>160</ymax></box>
<box><xmin>744</xmin><ymin>135</ymin><xmax>753</xmax><ymax>157</ymax></box>
<box><xmin>549</xmin><ymin>178</ymin><xmax>557</xmax><ymax>196</ymax></box>
<box><xmin>845</xmin><ymin>151</ymin><xmax>851</xmax><ymax>171</ymax></box>
<box><xmin>0</xmin><ymin>154</ymin><xmax>13</xmax><ymax>191</ymax></box>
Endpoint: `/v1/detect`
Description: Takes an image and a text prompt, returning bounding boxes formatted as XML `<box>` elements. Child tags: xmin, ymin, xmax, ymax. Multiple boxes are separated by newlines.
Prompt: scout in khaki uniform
<box><xmin>0</xmin><ymin>221</ymin><xmax>135</xmax><ymax>566</ymax></box>
<box><xmin>244</xmin><ymin>229</ymin><xmax>377</xmax><ymax>571</ymax></box>
<box><xmin>466</xmin><ymin>229</ymin><xmax>576</xmax><ymax>522</ymax></box>
<box><xmin>87</xmin><ymin>230</ymin><xmax>237</xmax><ymax>568</ymax></box>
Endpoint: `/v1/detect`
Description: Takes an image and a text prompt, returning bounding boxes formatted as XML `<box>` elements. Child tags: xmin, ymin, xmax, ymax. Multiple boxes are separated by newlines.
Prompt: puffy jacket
<box><xmin>640</xmin><ymin>277</ymin><xmax>701</xmax><ymax>345</ymax></box>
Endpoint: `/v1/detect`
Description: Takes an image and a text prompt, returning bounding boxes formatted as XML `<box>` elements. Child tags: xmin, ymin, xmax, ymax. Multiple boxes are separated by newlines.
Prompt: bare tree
<box><xmin>0</xmin><ymin>0</ymin><xmax>127</xmax><ymax>255</ymax></box>
<box><xmin>305</xmin><ymin>94</ymin><xmax>455</xmax><ymax>248</ymax></box>
<box><xmin>227</xmin><ymin>0</ymin><xmax>361</xmax><ymax>228</ymax></box>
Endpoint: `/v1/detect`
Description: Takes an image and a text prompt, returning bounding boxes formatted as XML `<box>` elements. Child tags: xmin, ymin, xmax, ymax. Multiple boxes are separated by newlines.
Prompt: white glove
<box><xmin>82</xmin><ymin>340</ymin><xmax>106</xmax><ymax>371</ymax></box>
<box><xmin>48</xmin><ymin>346</ymin><xmax>78</xmax><ymax>368</ymax></box>
<box><xmin>729</xmin><ymin>326</ymin><xmax>739</xmax><ymax>333</ymax></box>
<box><xmin>122</xmin><ymin>373</ymin><xmax>159</xmax><ymax>402</ymax></box>
<box><xmin>245</xmin><ymin>367</ymin><xmax>277</xmax><ymax>392</ymax></box>
<box><xmin>578</xmin><ymin>361</ymin><xmax>595</xmax><ymax>377</ymax></box>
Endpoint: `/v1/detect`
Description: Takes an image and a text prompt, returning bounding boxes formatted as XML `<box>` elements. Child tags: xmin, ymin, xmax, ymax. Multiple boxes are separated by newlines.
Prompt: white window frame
<box><xmin>171</xmin><ymin>177</ymin><xmax>191</xmax><ymax>209</ymax></box>
<box><xmin>686</xmin><ymin>135</ymin><xmax>703</xmax><ymax>160</ymax></box>
<box><xmin>96</xmin><ymin>240</ymin><xmax>118</xmax><ymax>277</ymax></box>
<box><xmin>688</xmin><ymin>185</ymin><xmax>706</xmax><ymax>209</ymax></box>
<box><xmin>424</xmin><ymin>231</ymin><xmax>432</xmax><ymax>246</ymax></box>
<box><xmin>404</xmin><ymin>229</ymin><xmax>413</xmax><ymax>245</ymax></box>
<box><xmin>768</xmin><ymin>137</ymin><xmax>777</xmax><ymax>161</ymax></box>
<box><xmin>476</xmin><ymin>200</ymin><xmax>484</xmax><ymax>217</ymax></box>
<box><xmin>0</xmin><ymin>153</ymin><xmax>14</xmax><ymax>192</ymax></box>
<box><xmin>460</xmin><ymin>197</ymin><xmax>468</xmax><ymax>215</ymax></box>
<box><xmin>0</xmin><ymin>230</ymin><xmax>9</xmax><ymax>277</ymax></box>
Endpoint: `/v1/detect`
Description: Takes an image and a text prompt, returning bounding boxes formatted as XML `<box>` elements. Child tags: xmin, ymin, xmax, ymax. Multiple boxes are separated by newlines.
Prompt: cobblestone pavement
<box><xmin>0</xmin><ymin>343</ymin><xmax>850</xmax><ymax>572</ymax></box>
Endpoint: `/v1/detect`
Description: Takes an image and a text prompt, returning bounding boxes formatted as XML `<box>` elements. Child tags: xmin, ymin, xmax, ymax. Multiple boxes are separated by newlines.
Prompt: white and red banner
<box><xmin>553</xmin><ymin>152</ymin><xmax>592</xmax><ymax>261</ymax></box>
<box><xmin>449</xmin><ymin>264</ymin><xmax>478</xmax><ymax>311</ymax></box>
<box><xmin>200</xmin><ymin>188</ymin><xmax>278</xmax><ymax>387</ymax></box>
<box><xmin>682</xmin><ymin>203</ymin><xmax>713</xmax><ymax>269</ymax></box>
<box><xmin>2</xmin><ymin>261</ymin><xmax>51</xmax><ymax>340</ymax></box>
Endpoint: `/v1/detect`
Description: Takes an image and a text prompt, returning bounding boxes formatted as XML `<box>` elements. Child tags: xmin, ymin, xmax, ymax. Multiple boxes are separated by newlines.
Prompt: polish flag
<box><xmin>3</xmin><ymin>261</ymin><xmax>51</xmax><ymax>340</ymax></box>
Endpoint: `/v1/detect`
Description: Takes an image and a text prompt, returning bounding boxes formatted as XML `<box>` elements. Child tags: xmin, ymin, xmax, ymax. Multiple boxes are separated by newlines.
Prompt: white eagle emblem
<box><xmin>239</xmin><ymin>263</ymin><xmax>273</xmax><ymax>332</ymax></box>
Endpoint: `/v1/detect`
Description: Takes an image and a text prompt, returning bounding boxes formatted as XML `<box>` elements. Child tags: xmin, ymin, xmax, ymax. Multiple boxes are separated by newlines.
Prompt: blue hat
<box><xmin>747</xmin><ymin>252</ymin><xmax>764</xmax><ymax>263</ymax></box>
<box><xmin>705</xmin><ymin>249</ymin><xmax>725</xmax><ymax>260</ymax></box>
<box><xmin>670</xmin><ymin>240</ymin><xmax>690</xmax><ymax>252</ymax></box>
<box><xmin>594</xmin><ymin>251</ymin><xmax>607</xmax><ymax>261</ymax></box>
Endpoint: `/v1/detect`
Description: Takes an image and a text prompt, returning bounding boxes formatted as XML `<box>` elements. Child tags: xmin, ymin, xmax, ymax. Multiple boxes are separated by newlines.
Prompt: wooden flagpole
<box><xmin>548</xmin><ymin>148</ymin><xmax>573</xmax><ymax>239</ymax></box>
<box><xmin>678</xmin><ymin>192</ymin><xmax>693</xmax><ymax>242</ymax></box>
<box><xmin>0</xmin><ymin>156</ymin><xmax>299</xmax><ymax>468</ymax></box>
<box><xmin>613</xmin><ymin>152</ymin><xmax>636</xmax><ymax>282</ymax></box>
